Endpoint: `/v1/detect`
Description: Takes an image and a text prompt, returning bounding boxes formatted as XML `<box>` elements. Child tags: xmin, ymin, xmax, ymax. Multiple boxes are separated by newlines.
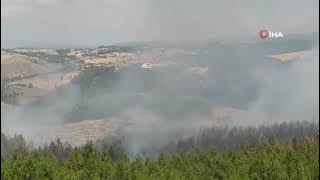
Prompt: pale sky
<box><xmin>1</xmin><ymin>0</ymin><xmax>319</xmax><ymax>48</ymax></box>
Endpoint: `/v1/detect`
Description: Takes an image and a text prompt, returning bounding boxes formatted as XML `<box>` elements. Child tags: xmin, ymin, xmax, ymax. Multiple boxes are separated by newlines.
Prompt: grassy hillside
<box><xmin>1</xmin><ymin>53</ymin><xmax>60</xmax><ymax>80</ymax></box>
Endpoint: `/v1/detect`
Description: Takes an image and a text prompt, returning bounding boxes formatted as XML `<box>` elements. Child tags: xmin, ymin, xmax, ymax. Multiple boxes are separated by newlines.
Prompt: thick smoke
<box><xmin>1</xmin><ymin>0</ymin><xmax>319</xmax><ymax>156</ymax></box>
<box><xmin>248</xmin><ymin>45</ymin><xmax>319</xmax><ymax>126</ymax></box>
<box><xmin>1</xmin><ymin>42</ymin><xmax>319</xmax><ymax>155</ymax></box>
<box><xmin>1</xmin><ymin>84</ymin><xmax>81</xmax><ymax>144</ymax></box>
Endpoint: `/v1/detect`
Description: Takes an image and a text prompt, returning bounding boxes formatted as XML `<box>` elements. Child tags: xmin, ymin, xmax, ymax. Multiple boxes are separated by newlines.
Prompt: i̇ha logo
<box><xmin>259</xmin><ymin>29</ymin><xmax>284</xmax><ymax>40</ymax></box>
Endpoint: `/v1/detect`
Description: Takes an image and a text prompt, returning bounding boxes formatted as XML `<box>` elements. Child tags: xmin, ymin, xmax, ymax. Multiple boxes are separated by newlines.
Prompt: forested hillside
<box><xmin>1</xmin><ymin>137</ymin><xmax>318</xmax><ymax>180</ymax></box>
<box><xmin>1</xmin><ymin>121</ymin><xmax>319</xmax><ymax>180</ymax></box>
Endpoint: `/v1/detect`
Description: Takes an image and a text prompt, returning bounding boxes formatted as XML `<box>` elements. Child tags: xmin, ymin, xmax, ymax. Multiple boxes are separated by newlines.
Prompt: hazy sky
<box><xmin>1</xmin><ymin>0</ymin><xmax>319</xmax><ymax>48</ymax></box>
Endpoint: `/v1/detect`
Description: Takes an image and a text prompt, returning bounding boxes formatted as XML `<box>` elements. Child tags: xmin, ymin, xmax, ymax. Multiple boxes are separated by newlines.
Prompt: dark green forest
<box><xmin>1</xmin><ymin>121</ymin><xmax>319</xmax><ymax>180</ymax></box>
